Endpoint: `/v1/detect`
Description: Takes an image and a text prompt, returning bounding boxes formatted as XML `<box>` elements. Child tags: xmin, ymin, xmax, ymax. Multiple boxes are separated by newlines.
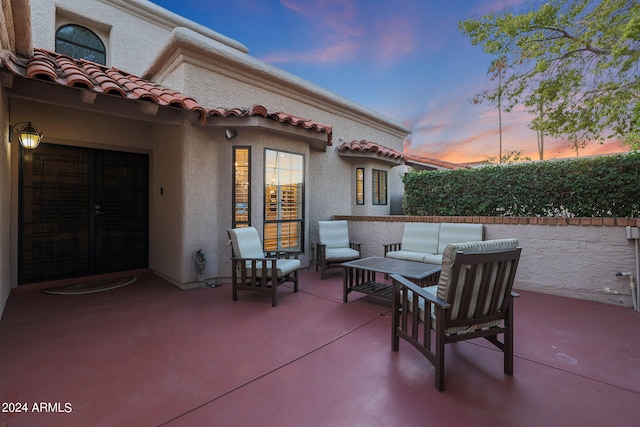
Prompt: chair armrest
<box><xmin>390</xmin><ymin>273</ymin><xmax>450</xmax><ymax>309</ymax></box>
<box><xmin>384</xmin><ymin>243</ymin><xmax>402</xmax><ymax>256</ymax></box>
<box><xmin>349</xmin><ymin>242</ymin><xmax>362</xmax><ymax>251</ymax></box>
<box><xmin>231</xmin><ymin>256</ymin><xmax>277</xmax><ymax>262</ymax></box>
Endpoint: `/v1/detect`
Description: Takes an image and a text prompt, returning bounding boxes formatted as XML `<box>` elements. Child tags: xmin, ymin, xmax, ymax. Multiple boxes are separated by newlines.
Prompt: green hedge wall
<box><xmin>402</xmin><ymin>153</ymin><xmax>640</xmax><ymax>218</ymax></box>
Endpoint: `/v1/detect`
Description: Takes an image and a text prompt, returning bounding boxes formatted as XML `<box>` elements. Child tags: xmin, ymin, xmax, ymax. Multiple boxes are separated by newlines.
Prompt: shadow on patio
<box><xmin>1</xmin><ymin>269</ymin><xmax>639</xmax><ymax>426</ymax></box>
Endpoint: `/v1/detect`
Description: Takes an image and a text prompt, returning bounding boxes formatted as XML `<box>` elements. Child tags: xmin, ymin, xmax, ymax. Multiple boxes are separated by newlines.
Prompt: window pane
<box><xmin>372</xmin><ymin>169</ymin><xmax>387</xmax><ymax>205</ymax></box>
<box><xmin>55</xmin><ymin>24</ymin><xmax>106</xmax><ymax>65</ymax></box>
<box><xmin>264</xmin><ymin>150</ymin><xmax>304</xmax><ymax>251</ymax></box>
<box><xmin>356</xmin><ymin>168</ymin><xmax>364</xmax><ymax>205</ymax></box>
<box><xmin>233</xmin><ymin>147</ymin><xmax>250</xmax><ymax>228</ymax></box>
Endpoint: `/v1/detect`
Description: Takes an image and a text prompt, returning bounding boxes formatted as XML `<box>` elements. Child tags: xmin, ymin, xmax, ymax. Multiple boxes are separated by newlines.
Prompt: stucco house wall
<box><xmin>1</xmin><ymin>0</ymin><xmax>410</xmax><ymax>310</ymax></box>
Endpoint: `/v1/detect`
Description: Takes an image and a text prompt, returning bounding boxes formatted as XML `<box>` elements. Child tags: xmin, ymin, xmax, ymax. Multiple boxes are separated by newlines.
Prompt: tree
<box><xmin>459</xmin><ymin>0</ymin><xmax>640</xmax><ymax>150</ymax></box>
<box><xmin>489</xmin><ymin>56</ymin><xmax>508</xmax><ymax>163</ymax></box>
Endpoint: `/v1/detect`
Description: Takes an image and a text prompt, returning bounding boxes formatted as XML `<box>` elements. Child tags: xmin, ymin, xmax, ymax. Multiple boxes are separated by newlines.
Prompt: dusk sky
<box><xmin>148</xmin><ymin>0</ymin><xmax>627</xmax><ymax>164</ymax></box>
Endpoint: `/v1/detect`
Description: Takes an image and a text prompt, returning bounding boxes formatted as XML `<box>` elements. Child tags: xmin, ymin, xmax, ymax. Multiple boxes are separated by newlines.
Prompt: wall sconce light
<box><xmin>225</xmin><ymin>129</ymin><xmax>237</xmax><ymax>140</ymax></box>
<box><xmin>10</xmin><ymin>122</ymin><xmax>43</xmax><ymax>149</ymax></box>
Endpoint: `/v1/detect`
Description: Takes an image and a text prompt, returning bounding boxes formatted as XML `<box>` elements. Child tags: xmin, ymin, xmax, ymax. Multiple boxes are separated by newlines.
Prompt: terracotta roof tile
<box><xmin>337</xmin><ymin>140</ymin><xmax>468</xmax><ymax>170</ymax></box>
<box><xmin>3</xmin><ymin>48</ymin><xmax>207</xmax><ymax>122</ymax></box>
<box><xmin>207</xmin><ymin>105</ymin><xmax>333</xmax><ymax>144</ymax></box>
<box><xmin>337</xmin><ymin>139</ymin><xmax>404</xmax><ymax>160</ymax></box>
<box><xmin>1</xmin><ymin>49</ymin><xmax>333</xmax><ymax>144</ymax></box>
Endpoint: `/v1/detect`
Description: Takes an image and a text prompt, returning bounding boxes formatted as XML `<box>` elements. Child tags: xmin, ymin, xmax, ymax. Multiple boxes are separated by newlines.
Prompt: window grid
<box><xmin>232</xmin><ymin>147</ymin><xmax>251</xmax><ymax>228</ymax></box>
<box><xmin>264</xmin><ymin>149</ymin><xmax>304</xmax><ymax>251</ymax></box>
<box><xmin>372</xmin><ymin>169</ymin><xmax>388</xmax><ymax>205</ymax></box>
<box><xmin>55</xmin><ymin>24</ymin><xmax>106</xmax><ymax>65</ymax></box>
<box><xmin>356</xmin><ymin>168</ymin><xmax>365</xmax><ymax>205</ymax></box>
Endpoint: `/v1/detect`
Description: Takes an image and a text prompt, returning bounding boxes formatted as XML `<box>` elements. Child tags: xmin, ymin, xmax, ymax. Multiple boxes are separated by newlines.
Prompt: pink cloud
<box><xmin>261</xmin><ymin>40</ymin><xmax>359</xmax><ymax>64</ymax></box>
<box><xmin>267</xmin><ymin>0</ymin><xmax>417</xmax><ymax>65</ymax></box>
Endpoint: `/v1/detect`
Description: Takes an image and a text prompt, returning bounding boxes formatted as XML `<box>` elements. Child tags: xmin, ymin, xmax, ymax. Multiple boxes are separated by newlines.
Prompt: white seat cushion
<box><xmin>325</xmin><ymin>247</ymin><xmax>360</xmax><ymax>262</ymax></box>
<box><xmin>422</xmin><ymin>253</ymin><xmax>443</xmax><ymax>265</ymax></box>
<box><xmin>386</xmin><ymin>250</ymin><xmax>430</xmax><ymax>263</ymax></box>
<box><xmin>253</xmin><ymin>258</ymin><xmax>301</xmax><ymax>277</ymax></box>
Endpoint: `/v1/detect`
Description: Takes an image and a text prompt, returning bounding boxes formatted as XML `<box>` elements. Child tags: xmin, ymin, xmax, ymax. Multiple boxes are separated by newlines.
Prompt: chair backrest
<box><xmin>228</xmin><ymin>227</ymin><xmax>265</xmax><ymax>259</ymax></box>
<box><xmin>436</xmin><ymin>239</ymin><xmax>520</xmax><ymax>325</ymax></box>
<box><xmin>437</xmin><ymin>223</ymin><xmax>484</xmax><ymax>254</ymax></box>
<box><xmin>318</xmin><ymin>220</ymin><xmax>350</xmax><ymax>249</ymax></box>
<box><xmin>401</xmin><ymin>222</ymin><xmax>440</xmax><ymax>253</ymax></box>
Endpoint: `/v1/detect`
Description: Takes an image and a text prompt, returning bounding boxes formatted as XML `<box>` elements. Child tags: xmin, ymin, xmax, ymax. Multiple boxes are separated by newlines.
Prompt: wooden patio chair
<box><xmin>228</xmin><ymin>227</ymin><xmax>301</xmax><ymax>307</ymax></box>
<box><xmin>315</xmin><ymin>220</ymin><xmax>361</xmax><ymax>279</ymax></box>
<box><xmin>391</xmin><ymin>238</ymin><xmax>521</xmax><ymax>391</ymax></box>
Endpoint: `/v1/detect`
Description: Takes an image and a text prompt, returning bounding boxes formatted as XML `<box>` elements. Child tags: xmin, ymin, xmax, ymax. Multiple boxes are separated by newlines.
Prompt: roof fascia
<box><xmin>337</xmin><ymin>150</ymin><xmax>403</xmax><ymax>166</ymax></box>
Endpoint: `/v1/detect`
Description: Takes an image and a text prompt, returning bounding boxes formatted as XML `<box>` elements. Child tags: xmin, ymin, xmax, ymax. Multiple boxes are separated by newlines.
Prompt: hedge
<box><xmin>402</xmin><ymin>152</ymin><xmax>640</xmax><ymax>218</ymax></box>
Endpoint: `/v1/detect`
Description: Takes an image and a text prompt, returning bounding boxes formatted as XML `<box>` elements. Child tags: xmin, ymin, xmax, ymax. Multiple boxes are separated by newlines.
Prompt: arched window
<box><xmin>55</xmin><ymin>24</ymin><xmax>106</xmax><ymax>65</ymax></box>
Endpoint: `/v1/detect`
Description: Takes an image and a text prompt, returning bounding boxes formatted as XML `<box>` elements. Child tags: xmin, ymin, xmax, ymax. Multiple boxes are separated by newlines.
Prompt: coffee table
<box><xmin>341</xmin><ymin>257</ymin><xmax>441</xmax><ymax>302</ymax></box>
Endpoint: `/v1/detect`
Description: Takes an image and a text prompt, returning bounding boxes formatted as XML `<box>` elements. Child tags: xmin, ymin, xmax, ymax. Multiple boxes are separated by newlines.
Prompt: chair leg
<box><xmin>504</xmin><ymin>306</ymin><xmax>514</xmax><ymax>375</ymax></box>
<box><xmin>434</xmin><ymin>318</ymin><xmax>446</xmax><ymax>391</ymax></box>
<box><xmin>231</xmin><ymin>269</ymin><xmax>238</xmax><ymax>301</ymax></box>
<box><xmin>271</xmin><ymin>279</ymin><xmax>278</xmax><ymax>307</ymax></box>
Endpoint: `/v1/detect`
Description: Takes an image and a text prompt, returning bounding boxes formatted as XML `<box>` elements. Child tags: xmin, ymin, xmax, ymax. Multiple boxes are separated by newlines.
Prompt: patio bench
<box><xmin>384</xmin><ymin>222</ymin><xmax>483</xmax><ymax>265</ymax></box>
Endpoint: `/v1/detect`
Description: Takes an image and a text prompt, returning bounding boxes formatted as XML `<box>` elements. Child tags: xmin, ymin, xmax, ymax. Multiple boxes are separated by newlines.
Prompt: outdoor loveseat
<box><xmin>384</xmin><ymin>222</ymin><xmax>484</xmax><ymax>265</ymax></box>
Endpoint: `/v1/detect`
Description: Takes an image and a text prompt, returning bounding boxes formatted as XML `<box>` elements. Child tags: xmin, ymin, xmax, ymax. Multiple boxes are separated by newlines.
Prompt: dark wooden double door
<box><xmin>19</xmin><ymin>143</ymin><xmax>149</xmax><ymax>284</ymax></box>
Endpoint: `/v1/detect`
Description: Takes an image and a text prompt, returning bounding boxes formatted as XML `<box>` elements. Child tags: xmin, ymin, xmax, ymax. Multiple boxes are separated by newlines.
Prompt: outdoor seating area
<box><xmin>0</xmin><ymin>269</ymin><xmax>638</xmax><ymax>426</ymax></box>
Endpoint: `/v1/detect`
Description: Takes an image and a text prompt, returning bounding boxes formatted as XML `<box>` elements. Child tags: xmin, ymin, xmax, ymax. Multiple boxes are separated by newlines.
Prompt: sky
<box><xmin>147</xmin><ymin>0</ymin><xmax>627</xmax><ymax>164</ymax></box>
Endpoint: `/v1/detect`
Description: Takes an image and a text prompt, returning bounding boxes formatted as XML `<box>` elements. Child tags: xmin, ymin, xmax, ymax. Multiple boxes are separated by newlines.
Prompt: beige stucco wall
<box><xmin>30</xmin><ymin>0</ymin><xmax>246</xmax><ymax>75</ymax></box>
<box><xmin>341</xmin><ymin>217</ymin><xmax>638</xmax><ymax>307</ymax></box>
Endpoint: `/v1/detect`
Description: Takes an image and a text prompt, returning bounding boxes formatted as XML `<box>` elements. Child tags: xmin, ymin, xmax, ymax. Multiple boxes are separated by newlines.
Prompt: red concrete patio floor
<box><xmin>1</xmin><ymin>269</ymin><xmax>639</xmax><ymax>427</ymax></box>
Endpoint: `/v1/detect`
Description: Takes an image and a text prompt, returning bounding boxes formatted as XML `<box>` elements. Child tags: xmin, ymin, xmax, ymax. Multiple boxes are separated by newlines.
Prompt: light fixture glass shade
<box><xmin>16</xmin><ymin>122</ymin><xmax>43</xmax><ymax>149</ymax></box>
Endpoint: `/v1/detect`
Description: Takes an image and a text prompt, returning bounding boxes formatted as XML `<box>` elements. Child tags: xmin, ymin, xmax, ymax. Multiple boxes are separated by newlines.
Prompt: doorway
<box><xmin>19</xmin><ymin>143</ymin><xmax>149</xmax><ymax>284</ymax></box>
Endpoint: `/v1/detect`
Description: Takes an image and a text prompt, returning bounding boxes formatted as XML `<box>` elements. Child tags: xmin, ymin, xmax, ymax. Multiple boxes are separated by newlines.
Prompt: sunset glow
<box><xmin>149</xmin><ymin>0</ymin><xmax>630</xmax><ymax>164</ymax></box>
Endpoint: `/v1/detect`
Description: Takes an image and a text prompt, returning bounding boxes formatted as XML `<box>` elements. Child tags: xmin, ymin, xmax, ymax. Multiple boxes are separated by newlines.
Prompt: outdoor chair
<box><xmin>227</xmin><ymin>227</ymin><xmax>301</xmax><ymax>307</ymax></box>
<box><xmin>391</xmin><ymin>238</ymin><xmax>521</xmax><ymax>391</ymax></box>
<box><xmin>315</xmin><ymin>220</ymin><xmax>361</xmax><ymax>279</ymax></box>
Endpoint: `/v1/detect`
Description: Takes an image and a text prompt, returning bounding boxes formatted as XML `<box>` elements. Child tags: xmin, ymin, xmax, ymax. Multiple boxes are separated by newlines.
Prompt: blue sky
<box><xmin>148</xmin><ymin>0</ymin><xmax>625</xmax><ymax>163</ymax></box>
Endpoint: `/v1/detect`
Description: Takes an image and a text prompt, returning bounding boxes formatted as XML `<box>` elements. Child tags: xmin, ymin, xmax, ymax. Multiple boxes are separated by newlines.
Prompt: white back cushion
<box><xmin>437</xmin><ymin>223</ymin><xmax>484</xmax><ymax>254</ymax></box>
<box><xmin>401</xmin><ymin>222</ymin><xmax>440</xmax><ymax>253</ymax></box>
<box><xmin>319</xmin><ymin>220</ymin><xmax>350</xmax><ymax>248</ymax></box>
<box><xmin>229</xmin><ymin>227</ymin><xmax>265</xmax><ymax>259</ymax></box>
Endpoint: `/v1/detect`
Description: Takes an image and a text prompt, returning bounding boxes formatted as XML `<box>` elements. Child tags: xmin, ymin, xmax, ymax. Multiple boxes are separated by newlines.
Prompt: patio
<box><xmin>0</xmin><ymin>269</ymin><xmax>639</xmax><ymax>427</ymax></box>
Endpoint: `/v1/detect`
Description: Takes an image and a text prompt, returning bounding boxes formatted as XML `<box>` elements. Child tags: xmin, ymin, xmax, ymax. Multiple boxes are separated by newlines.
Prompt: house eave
<box><xmin>206</xmin><ymin>116</ymin><xmax>328</xmax><ymax>152</ymax></box>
